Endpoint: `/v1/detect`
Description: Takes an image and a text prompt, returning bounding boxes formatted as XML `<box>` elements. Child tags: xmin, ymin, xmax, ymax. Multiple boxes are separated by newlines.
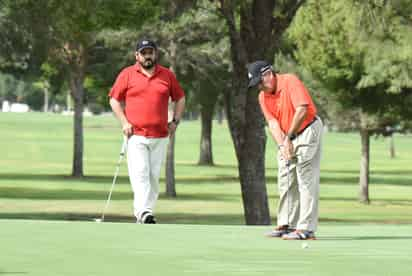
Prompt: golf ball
<box><xmin>301</xmin><ymin>242</ymin><xmax>309</xmax><ymax>249</ymax></box>
<box><xmin>94</xmin><ymin>218</ymin><xmax>102</xmax><ymax>223</ymax></box>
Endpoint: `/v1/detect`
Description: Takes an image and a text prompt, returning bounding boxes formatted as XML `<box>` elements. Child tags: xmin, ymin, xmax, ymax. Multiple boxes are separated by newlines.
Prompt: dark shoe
<box><xmin>282</xmin><ymin>230</ymin><xmax>316</xmax><ymax>240</ymax></box>
<box><xmin>265</xmin><ymin>225</ymin><xmax>295</xmax><ymax>238</ymax></box>
<box><xmin>140</xmin><ymin>211</ymin><xmax>156</xmax><ymax>224</ymax></box>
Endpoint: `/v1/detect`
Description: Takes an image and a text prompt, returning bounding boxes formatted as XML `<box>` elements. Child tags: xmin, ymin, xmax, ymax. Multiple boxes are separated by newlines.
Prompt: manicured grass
<box><xmin>1</xmin><ymin>220</ymin><xmax>412</xmax><ymax>276</ymax></box>
<box><xmin>0</xmin><ymin>112</ymin><xmax>412</xmax><ymax>224</ymax></box>
<box><xmin>1</xmin><ymin>113</ymin><xmax>412</xmax><ymax>276</ymax></box>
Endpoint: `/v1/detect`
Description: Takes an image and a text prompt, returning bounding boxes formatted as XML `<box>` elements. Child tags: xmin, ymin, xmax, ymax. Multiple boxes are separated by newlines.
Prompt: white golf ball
<box><xmin>301</xmin><ymin>242</ymin><xmax>309</xmax><ymax>249</ymax></box>
<box><xmin>94</xmin><ymin>218</ymin><xmax>102</xmax><ymax>223</ymax></box>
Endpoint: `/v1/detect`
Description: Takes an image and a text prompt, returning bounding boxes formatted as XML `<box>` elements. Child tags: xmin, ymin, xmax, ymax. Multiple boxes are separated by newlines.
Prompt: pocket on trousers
<box><xmin>295</xmin><ymin>123</ymin><xmax>321</xmax><ymax>163</ymax></box>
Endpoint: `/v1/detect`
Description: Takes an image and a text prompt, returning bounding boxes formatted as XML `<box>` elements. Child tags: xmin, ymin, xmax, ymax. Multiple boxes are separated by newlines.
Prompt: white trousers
<box><xmin>127</xmin><ymin>135</ymin><xmax>169</xmax><ymax>220</ymax></box>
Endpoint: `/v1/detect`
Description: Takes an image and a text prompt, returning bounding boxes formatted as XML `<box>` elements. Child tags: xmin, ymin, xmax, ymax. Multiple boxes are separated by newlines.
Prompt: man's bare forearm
<box><xmin>287</xmin><ymin>105</ymin><xmax>308</xmax><ymax>136</ymax></box>
<box><xmin>109</xmin><ymin>98</ymin><xmax>134</xmax><ymax>137</ymax></box>
<box><xmin>268</xmin><ymin>119</ymin><xmax>285</xmax><ymax>146</ymax></box>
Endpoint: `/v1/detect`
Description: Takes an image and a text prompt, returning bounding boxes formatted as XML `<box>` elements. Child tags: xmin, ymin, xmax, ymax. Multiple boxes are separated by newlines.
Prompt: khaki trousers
<box><xmin>127</xmin><ymin>135</ymin><xmax>169</xmax><ymax>220</ymax></box>
<box><xmin>276</xmin><ymin>117</ymin><xmax>323</xmax><ymax>232</ymax></box>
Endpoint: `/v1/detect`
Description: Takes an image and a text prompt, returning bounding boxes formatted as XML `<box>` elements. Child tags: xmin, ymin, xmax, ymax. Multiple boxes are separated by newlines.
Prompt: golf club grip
<box><xmin>120</xmin><ymin>136</ymin><xmax>128</xmax><ymax>155</ymax></box>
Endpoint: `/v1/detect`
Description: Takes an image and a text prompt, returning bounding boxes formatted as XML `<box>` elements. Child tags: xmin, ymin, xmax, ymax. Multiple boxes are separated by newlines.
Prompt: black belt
<box><xmin>292</xmin><ymin>117</ymin><xmax>318</xmax><ymax>140</ymax></box>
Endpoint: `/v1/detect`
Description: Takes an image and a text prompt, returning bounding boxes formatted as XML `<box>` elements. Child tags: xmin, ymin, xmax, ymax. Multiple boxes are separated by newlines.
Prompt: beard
<box><xmin>139</xmin><ymin>57</ymin><xmax>156</xmax><ymax>69</ymax></box>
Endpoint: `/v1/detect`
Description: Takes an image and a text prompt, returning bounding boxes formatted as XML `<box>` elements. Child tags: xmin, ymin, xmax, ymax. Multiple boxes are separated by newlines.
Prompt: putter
<box><xmin>286</xmin><ymin>159</ymin><xmax>291</xmax><ymax>228</ymax></box>
<box><xmin>95</xmin><ymin>136</ymin><xmax>128</xmax><ymax>223</ymax></box>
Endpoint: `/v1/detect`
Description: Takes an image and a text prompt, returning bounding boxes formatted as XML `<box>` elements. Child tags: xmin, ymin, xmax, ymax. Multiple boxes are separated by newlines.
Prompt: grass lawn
<box><xmin>0</xmin><ymin>112</ymin><xmax>411</xmax><ymax>224</ymax></box>
<box><xmin>1</xmin><ymin>113</ymin><xmax>412</xmax><ymax>275</ymax></box>
<box><xmin>1</xmin><ymin>220</ymin><xmax>412</xmax><ymax>276</ymax></box>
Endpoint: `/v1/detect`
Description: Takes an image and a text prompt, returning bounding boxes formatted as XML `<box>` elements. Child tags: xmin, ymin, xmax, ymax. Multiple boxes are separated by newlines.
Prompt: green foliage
<box><xmin>0</xmin><ymin>0</ymin><xmax>162</xmax><ymax>108</ymax></box>
<box><xmin>290</xmin><ymin>1</ymin><xmax>363</xmax><ymax>97</ymax></box>
<box><xmin>134</xmin><ymin>0</ymin><xmax>230</xmax><ymax>113</ymax></box>
<box><xmin>289</xmin><ymin>0</ymin><xmax>412</xmax><ymax>131</ymax></box>
<box><xmin>0</xmin><ymin>73</ymin><xmax>37</xmax><ymax>103</ymax></box>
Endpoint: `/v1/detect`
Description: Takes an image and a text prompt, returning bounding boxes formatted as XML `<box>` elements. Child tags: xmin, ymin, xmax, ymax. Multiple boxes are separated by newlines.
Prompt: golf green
<box><xmin>1</xmin><ymin>219</ymin><xmax>411</xmax><ymax>275</ymax></box>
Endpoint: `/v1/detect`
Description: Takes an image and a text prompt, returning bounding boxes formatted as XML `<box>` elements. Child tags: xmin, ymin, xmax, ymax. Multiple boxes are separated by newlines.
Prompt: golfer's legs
<box><xmin>127</xmin><ymin>135</ymin><xmax>151</xmax><ymax>219</ymax></box>
<box><xmin>296</xmin><ymin>153</ymin><xmax>321</xmax><ymax>231</ymax></box>
<box><xmin>277</xmin><ymin>159</ymin><xmax>300</xmax><ymax>228</ymax></box>
<box><xmin>295</xmin><ymin>119</ymin><xmax>323</xmax><ymax>232</ymax></box>
<box><xmin>147</xmin><ymin>137</ymin><xmax>169</xmax><ymax>212</ymax></box>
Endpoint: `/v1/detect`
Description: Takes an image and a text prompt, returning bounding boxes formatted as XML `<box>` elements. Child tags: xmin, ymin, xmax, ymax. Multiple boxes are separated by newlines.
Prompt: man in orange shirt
<box><xmin>248</xmin><ymin>60</ymin><xmax>323</xmax><ymax>240</ymax></box>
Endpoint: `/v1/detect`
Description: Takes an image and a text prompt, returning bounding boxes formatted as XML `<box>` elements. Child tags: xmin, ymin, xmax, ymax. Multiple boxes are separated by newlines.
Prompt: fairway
<box><xmin>1</xmin><ymin>220</ymin><xmax>412</xmax><ymax>276</ymax></box>
<box><xmin>1</xmin><ymin>113</ymin><xmax>412</xmax><ymax>224</ymax></box>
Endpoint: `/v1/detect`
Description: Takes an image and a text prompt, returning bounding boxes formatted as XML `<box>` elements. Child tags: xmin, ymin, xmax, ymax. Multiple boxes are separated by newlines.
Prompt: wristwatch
<box><xmin>172</xmin><ymin>118</ymin><xmax>180</xmax><ymax>125</ymax></box>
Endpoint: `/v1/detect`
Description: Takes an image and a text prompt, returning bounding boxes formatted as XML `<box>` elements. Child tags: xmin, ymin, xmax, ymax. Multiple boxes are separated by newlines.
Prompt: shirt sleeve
<box><xmin>169</xmin><ymin>71</ymin><xmax>185</xmax><ymax>101</ymax></box>
<box><xmin>258</xmin><ymin>92</ymin><xmax>275</xmax><ymax>122</ymax></box>
<box><xmin>108</xmin><ymin>69</ymin><xmax>128</xmax><ymax>101</ymax></box>
<box><xmin>288</xmin><ymin>74</ymin><xmax>311</xmax><ymax>108</ymax></box>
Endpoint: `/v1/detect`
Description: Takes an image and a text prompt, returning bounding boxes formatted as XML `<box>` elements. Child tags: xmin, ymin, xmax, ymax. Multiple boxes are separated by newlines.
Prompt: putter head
<box><xmin>94</xmin><ymin>218</ymin><xmax>103</xmax><ymax>223</ymax></box>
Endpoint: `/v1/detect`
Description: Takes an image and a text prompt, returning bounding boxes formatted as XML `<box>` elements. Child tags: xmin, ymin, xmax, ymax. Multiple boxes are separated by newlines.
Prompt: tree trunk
<box><xmin>66</xmin><ymin>42</ymin><xmax>87</xmax><ymax>178</ymax></box>
<box><xmin>198</xmin><ymin>102</ymin><xmax>215</xmax><ymax>166</ymax></box>
<box><xmin>217</xmin><ymin>106</ymin><xmax>224</xmax><ymax>124</ymax></box>
<box><xmin>359</xmin><ymin>129</ymin><xmax>370</xmax><ymax>204</ymax></box>
<box><xmin>219</xmin><ymin>0</ymin><xmax>304</xmax><ymax>224</ymax></box>
<box><xmin>165</xmin><ymin>38</ymin><xmax>177</xmax><ymax>197</ymax></box>
<box><xmin>43</xmin><ymin>81</ymin><xmax>49</xmax><ymax>112</ymax></box>
<box><xmin>389</xmin><ymin>134</ymin><xmax>395</xmax><ymax>159</ymax></box>
<box><xmin>66</xmin><ymin>90</ymin><xmax>71</xmax><ymax>111</ymax></box>
<box><xmin>166</xmin><ymin>132</ymin><xmax>176</xmax><ymax>197</ymax></box>
<box><xmin>70</xmin><ymin>72</ymin><xmax>85</xmax><ymax>177</ymax></box>
<box><xmin>238</xmin><ymin>100</ymin><xmax>269</xmax><ymax>224</ymax></box>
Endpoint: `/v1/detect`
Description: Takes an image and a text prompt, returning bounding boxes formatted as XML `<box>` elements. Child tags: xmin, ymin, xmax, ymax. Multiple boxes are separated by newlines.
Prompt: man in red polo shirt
<box><xmin>248</xmin><ymin>60</ymin><xmax>323</xmax><ymax>240</ymax></box>
<box><xmin>109</xmin><ymin>39</ymin><xmax>185</xmax><ymax>224</ymax></box>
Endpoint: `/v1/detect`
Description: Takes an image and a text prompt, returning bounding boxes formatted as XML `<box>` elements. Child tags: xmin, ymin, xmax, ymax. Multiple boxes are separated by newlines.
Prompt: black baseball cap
<box><xmin>136</xmin><ymin>39</ymin><xmax>157</xmax><ymax>52</ymax></box>
<box><xmin>247</xmin><ymin>60</ymin><xmax>273</xmax><ymax>88</ymax></box>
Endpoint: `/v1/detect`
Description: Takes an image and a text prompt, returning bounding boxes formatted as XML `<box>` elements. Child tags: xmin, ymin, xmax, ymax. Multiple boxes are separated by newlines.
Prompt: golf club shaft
<box><xmin>101</xmin><ymin>137</ymin><xmax>128</xmax><ymax>221</ymax></box>
<box><xmin>286</xmin><ymin>160</ymin><xmax>290</xmax><ymax>227</ymax></box>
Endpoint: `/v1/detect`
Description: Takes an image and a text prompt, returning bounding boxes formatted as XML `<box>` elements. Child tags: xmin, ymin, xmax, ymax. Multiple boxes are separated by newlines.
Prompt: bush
<box><xmin>88</xmin><ymin>103</ymin><xmax>104</xmax><ymax>115</ymax></box>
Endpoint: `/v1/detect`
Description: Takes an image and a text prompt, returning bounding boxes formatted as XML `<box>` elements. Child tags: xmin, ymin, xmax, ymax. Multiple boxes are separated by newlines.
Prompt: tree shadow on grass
<box><xmin>2</xmin><ymin>172</ymin><xmax>411</xmax><ymax>186</ymax></box>
<box><xmin>0</xmin><ymin>173</ymin><xmax>130</xmax><ymax>184</ymax></box>
<box><xmin>319</xmin><ymin>176</ymin><xmax>412</xmax><ymax>186</ymax></box>
<box><xmin>0</xmin><ymin>186</ymin><xmax>133</xmax><ymax>200</ymax></box>
<box><xmin>2</xmin><ymin>213</ymin><xmax>411</xmax><ymax>225</ymax></box>
<box><xmin>0</xmin><ymin>186</ymin><xmax>240</xmax><ymax>201</ymax></box>
<box><xmin>0</xmin><ymin>212</ymin><xmax>245</xmax><ymax>225</ymax></box>
<box><xmin>323</xmin><ymin>169</ymin><xmax>412</xmax><ymax>176</ymax></box>
<box><xmin>1</xmin><ymin>185</ymin><xmax>411</xmax><ymax>205</ymax></box>
<box><xmin>0</xmin><ymin>212</ymin><xmax>135</xmax><ymax>223</ymax></box>
<box><xmin>0</xmin><ymin>173</ymin><xmax>242</xmax><ymax>185</ymax></box>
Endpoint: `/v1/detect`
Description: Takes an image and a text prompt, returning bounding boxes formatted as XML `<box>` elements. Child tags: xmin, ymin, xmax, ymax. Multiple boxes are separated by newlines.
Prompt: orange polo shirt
<box><xmin>109</xmin><ymin>64</ymin><xmax>185</xmax><ymax>138</ymax></box>
<box><xmin>258</xmin><ymin>74</ymin><xmax>317</xmax><ymax>134</ymax></box>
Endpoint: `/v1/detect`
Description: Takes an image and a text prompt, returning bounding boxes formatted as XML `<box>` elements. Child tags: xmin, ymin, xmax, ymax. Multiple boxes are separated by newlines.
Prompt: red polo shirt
<box><xmin>109</xmin><ymin>64</ymin><xmax>185</xmax><ymax>138</ymax></box>
<box><xmin>258</xmin><ymin>74</ymin><xmax>317</xmax><ymax>134</ymax></box>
